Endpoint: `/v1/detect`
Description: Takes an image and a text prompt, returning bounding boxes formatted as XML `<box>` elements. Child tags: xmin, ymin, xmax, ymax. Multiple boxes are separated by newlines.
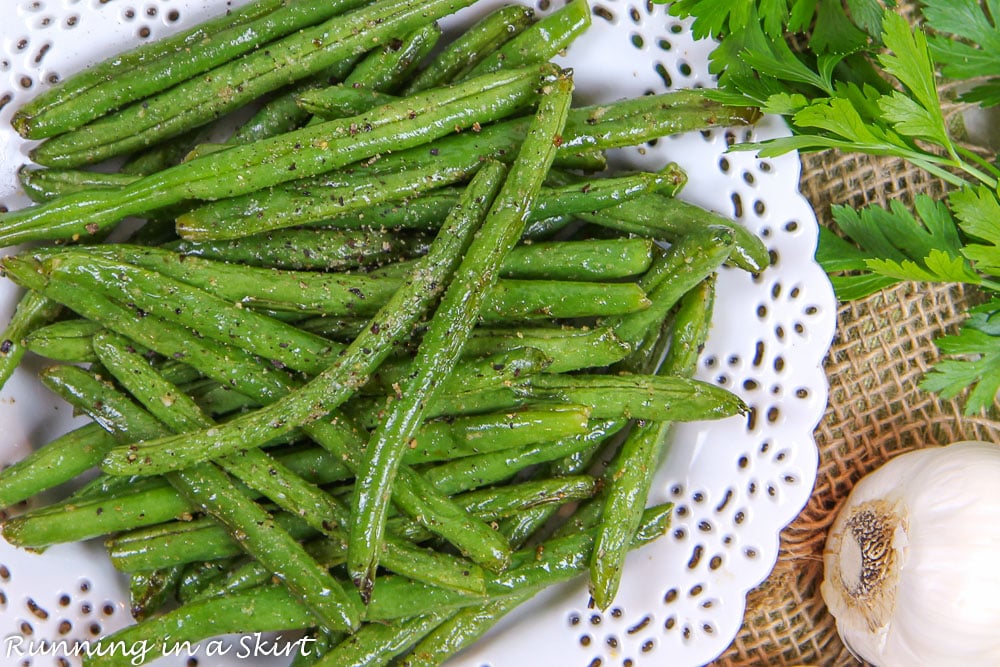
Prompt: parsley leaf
<box><xmin>673</xmin><ymin>0</ymin><xmax>1000</xmax><ymax>412</ymax></box>
<box><xmin>876</xmin><ymin>12</ymin><xmax>953</xmax><ymax>151</ymax></box>
<box><xmin>951</xmin><ymin>186</ymin><xmax>1000</xmax><ymax>277</ymax></box>
<box><xmin>817</xmin><ymin>196</ymin><xmax>980</xmax><ymax>299</ymax></box>
<box><xmin>811</xmin><ymin>0</ymin><xmax>869</xmax><ymax>54</ymax></box>
<box><xmin>921</xmin><ymin>301</ymin><xmax>1000</xmax><ymax>414</ymax></box>
<box><xmin>922</xmin><ymin>0</ymin><xmax>1000</xmax><ymax>106</ymax></box>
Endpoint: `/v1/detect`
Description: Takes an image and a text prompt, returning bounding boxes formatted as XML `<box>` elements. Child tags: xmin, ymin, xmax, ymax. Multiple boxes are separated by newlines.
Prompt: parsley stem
<box><xmin>954</xmin><ymin>146</ymin><xmax>1000</xmax><ymax>189</ymax></box>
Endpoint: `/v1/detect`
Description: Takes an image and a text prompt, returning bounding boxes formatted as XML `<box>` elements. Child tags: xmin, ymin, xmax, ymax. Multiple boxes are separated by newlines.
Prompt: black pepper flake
<box><xmin>430</xmin><ymin>148</ymin><xmax>439</xmax><ymax>156</ymax></box>
<box><xmin>348</xmin><ymin>287</ymin><xmax>365</xmax><ymax>298</ymax></box>
<box><xmin>371</xmin><ymin>323</ymin><xmax>381</xmax><ymax>334</ymax></box>
<box><xmin>0</xmin><ymin>339</ymin><xmax>12</xmax><ymax>354</ymax></box>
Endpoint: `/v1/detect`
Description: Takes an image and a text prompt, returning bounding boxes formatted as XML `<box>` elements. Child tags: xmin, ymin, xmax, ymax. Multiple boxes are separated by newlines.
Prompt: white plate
<box><xmin>0</xmin><ymin>1</ymin><xmax>837</xmax><ymax>665</ymax></box>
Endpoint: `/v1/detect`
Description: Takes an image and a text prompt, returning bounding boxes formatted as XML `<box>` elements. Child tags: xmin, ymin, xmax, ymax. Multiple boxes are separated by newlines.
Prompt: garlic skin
<box><xmin>821</xmin><ymin>441</ymin><xmax>1000</xmax><ymax>666</ymax></box>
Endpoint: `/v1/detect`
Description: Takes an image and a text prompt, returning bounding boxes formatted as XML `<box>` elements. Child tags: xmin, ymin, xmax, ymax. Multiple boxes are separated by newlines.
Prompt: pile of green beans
<box><xmin>0</xmin><ymin>1</ymin><xmax>767</xmax><ymax>665</ymax></box>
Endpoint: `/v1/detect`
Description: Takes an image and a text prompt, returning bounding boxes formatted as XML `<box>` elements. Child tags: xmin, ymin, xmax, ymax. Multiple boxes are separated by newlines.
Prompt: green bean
<box><xmin>72</xmin><ymin>342</ymin><xmax>363</xmax><ymax>631</ymax></box>
<box><xmin>481</xmin><ymin>279</ymin><xmax>650</xmax><ymax>320</ymax></box>
<box><xmin>89</xmin><ymin>332</ymin><xmax>486</xmax><ymax>595</ymax></box>
<box><xmin>450</xmin><ymin>475</ymin><xmax>598</xmax><ymax>520</ymax></box>
<box><xmin>347</xmin><ymin>72</ymin><xmax>572</xmax><ymax>597</ymax></box>
<box><xmin>183</xmin><ymin>556</ymin><xmax>274</xmax><ymax>602</ymax></box>
<box><xmin>0</xmin><ymin>290</ymin><xmax>61</xmax><ymax>389</ymax></box>
<box><xmin>9</xmin><ymin>64</ymin><xmax>547</xmax><ymax>248</ymax></box>
<box><xmin>80</xmin><ymin>167</ymin><xmax>514</xmax><ymax>575</ymax></box>
<box><xmin>107</xmin><ymin>512</ymin><xmax>313</xmax><ymax>573</ymax></box>
<box><xmin>350</xmin><ymin>388</ymin><xmax>520</xmax><ymax>426</ymax></box>
<box><xmin>1</xmin><ymin>438</ymin><xmax>353</xmax><ymax>547</ymax></box>
<box><xmin>18</xmin><ymin>167</ymin><xmax>137</xmax><ymax>202</ymax></box>
<box><xmin>606</xmin><ymin>227</ymin><xmax>732</xmax><ymax>359</ymax></box>
<box><xmin>92</xmin><ymin>502</ymin><xmax>674</xmax><ymax>667</ymax></box>
<box><xmin>15</xmin><ymin>0</ymin><xmax>368</xmax><ymax>139</ymax></box>
<box><xmin>171</xmin><ymin>463</ymin><xmax>366</xmax><ymax>633</ymax></box>
<box><xmin>120</xmin><ymin>124</ymin><xmax>218</xmax><ymax>176</ymax></box>
<box><xmin>581</xmin><ymin>193</ymin><xmax>770</xmax><ymax>273</ymax></box>
<box><xmin>520</xmin><ymin>213</ymin><xmax>576</xmax><ymax>241</ymax></box>
<box><xmin>401</xmin><ymin>594</ymin><xmax>529</xmax><ymax>667</ymax></box>
<box><xmin>29</xmin><ymin>245</ymin><xmax>400</xmax><ymax>318</ymax></box>
<box><xmin>517</xmin><ymin>372</ymin><xmax>746</xmax><ymax>421</ymax></box>
<box><xmin>463</xmin><ymin>0</ymin><xmax>591</xmax><ymax>78</ymax></box>
<box><xmin>402</xmin><ymin>5</ymin><xmax>535</xmax><ymax>94</ymax></box>
<box><xmin>388</xmin><ymin>368</ymin><xmax>741</xmax><ymax>426</ymax></box>
<box><xmin>303</xmin><ymin>85</ymin><xmax>755</xmax><ymax>167</ymax></box>
<box><xmin>176</xmin><ymin>559</ymin><xmax>240</xmax><ymax>604</ymax></box>
<box><xmin>99</xmin><ymin>471</ymin><xmax>583</xmax><ymax>574</ymax></box>
<box><xmin>177</xmin><ymin>162</ymin><xmax>677</xmax><ymax>241</ymax></box>
<box><xmin>423</xmin><ymin>419</ymin><xmax>624</xmax><ymax>496</ymax></box>
<box><xmin>501</xmin><ymin>238</ymin><xmax>654</xmax><ymax>280</ymax></box>
<box><xmin>0</xmin><ymin>422</ymin><xmax>113</xmax><ymax>510</ymax></box>
<box><xmin>128</xmin><ymin>567</ymin><xmax>183</xmax><ymax>622</ymax></box>
<box><xmin>326</xmin><ymin>22</ymin><xmax>442</xmax><ymax>96</ymax></box>
<box><xmin>367</xmin><ymin>347</ymin><xmax>553</xmax><ymax>398</ymax></box>
<box><xmin>314</xmin><ymin>612</ymin><xmax>449</xmax><ymax>667</ymax></box>
<box><xmin>29</xmin><ymin>0</ymin><xmax>495</xmax><ymax>167</ymax></box>
<box><xmin>98</xmin><ymin>162</ymin><xmax>507</xmax><ymax>474</ymax></box>
<box><xmin>562</xmin><ymin>88</ymin><xmax>761</xmax><ymax>153</ymax></box>
<box><xmin>31</xmin><ymin>363</ymin><xmax>356</xmax><ymax>628</ymax></box>
<box><xmin>589</xmin><ymin>277</ymin><xmax>716</xmax><ymax>609</ymax></box>
<box><xmin>134</xmin><ymin>270</ymin><xmax>646</xmax><ymax>320</ymax></box>
<box><xmin>164</xmin><ymin>228</ymin><xmax>429</xmax><ymax>271</ymax></box>
<box><xmin>308</xmin><ymin>417</ymin><xmax>514</xmax><ymax>576</ymax></box>
<box><xmin>1</xmin><ymin>262</ymin><xmax>296</xmax><ymax>404</ymax></box>
<box><xmin>369</xmin><ymin>235</ymin><xmax>655</xmax><ymax>282</ymax></box>
<box><xmin>400</xmin><ymin>405</ymin><xmax>592</xmax><ymax>464</ymax></box>
<box><xmin>462</xmin><ymin>324</ymin><xmax>630</xmax><ymax>373</ymax></box>
<box><xmin>23</xmin><ymin>318</ymin><xmax>103</xmax><ymax>363</ymax></box>
<box><xmin>175</xmin><ymin>145</ymin><xmax>495</xmax><ymax>241</ymax></box>
<box><xmin>195</xmin><ymin>473</ymin><xmax>596</xmax><ymax>603</ymax></box>
<box><xmin>37</xmin><ymin>365</ymin><xmax>155</xmax><ymax>441</ymax></box>
<box><xmin>401</xmin><ymin>503</ymin><xmax>674</xmax><ymax>666</ymax></box>
<box><xmin>27</xmin><ymin>367</ymin><xmax>363</xmax><ymax>633</ymax></box>
<box><xmin>298</xmin><ymin>85</ymin><xmax>399</xmax><ymax>118</ymax></box>
<box><xmin>86</xmin><ymin>584</ymin><xmax>320</xmax><ymax>667</ymax></box>
<box><xmin>663</xmin><ymin>276</ymin><xmax>717</xmax><ymax>376</ymax></box>
<box><xmin>290</xmin><ymin>630</ymin><xmax>340</xmax><ymax>667</ymax></box>
<box><xmin>36</xmin><ymin>251</ymin><xmax>342</xmax><ymax>374</ymax></box>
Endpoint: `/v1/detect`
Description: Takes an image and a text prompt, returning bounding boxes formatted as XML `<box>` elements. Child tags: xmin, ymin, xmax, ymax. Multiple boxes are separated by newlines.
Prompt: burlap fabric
<box><xmin>708</xmin><ymin>147</ymin><xmax>1000</xmax><ymax>665</ymax></box>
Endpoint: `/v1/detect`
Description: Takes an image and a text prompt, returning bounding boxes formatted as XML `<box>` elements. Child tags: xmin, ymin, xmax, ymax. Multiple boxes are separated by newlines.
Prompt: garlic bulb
<box><xmin>821</xmin><ymin>440</ymin><xmax>1000</xmax><ymax>666</ymax></box>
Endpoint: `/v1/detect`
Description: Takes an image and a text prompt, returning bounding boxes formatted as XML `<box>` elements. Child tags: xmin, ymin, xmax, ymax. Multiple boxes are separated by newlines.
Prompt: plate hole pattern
<box><xmin>0</xmin><ymin>556</ymin><xmax>129</xmax><ymax>667</ymax></box>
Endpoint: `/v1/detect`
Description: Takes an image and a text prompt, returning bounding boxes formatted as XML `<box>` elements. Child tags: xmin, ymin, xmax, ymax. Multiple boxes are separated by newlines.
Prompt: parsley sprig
<box><xmin>666</xmin><ymin>0</ymin><xmax>1000</xmax><ymax>413</ymax></box>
